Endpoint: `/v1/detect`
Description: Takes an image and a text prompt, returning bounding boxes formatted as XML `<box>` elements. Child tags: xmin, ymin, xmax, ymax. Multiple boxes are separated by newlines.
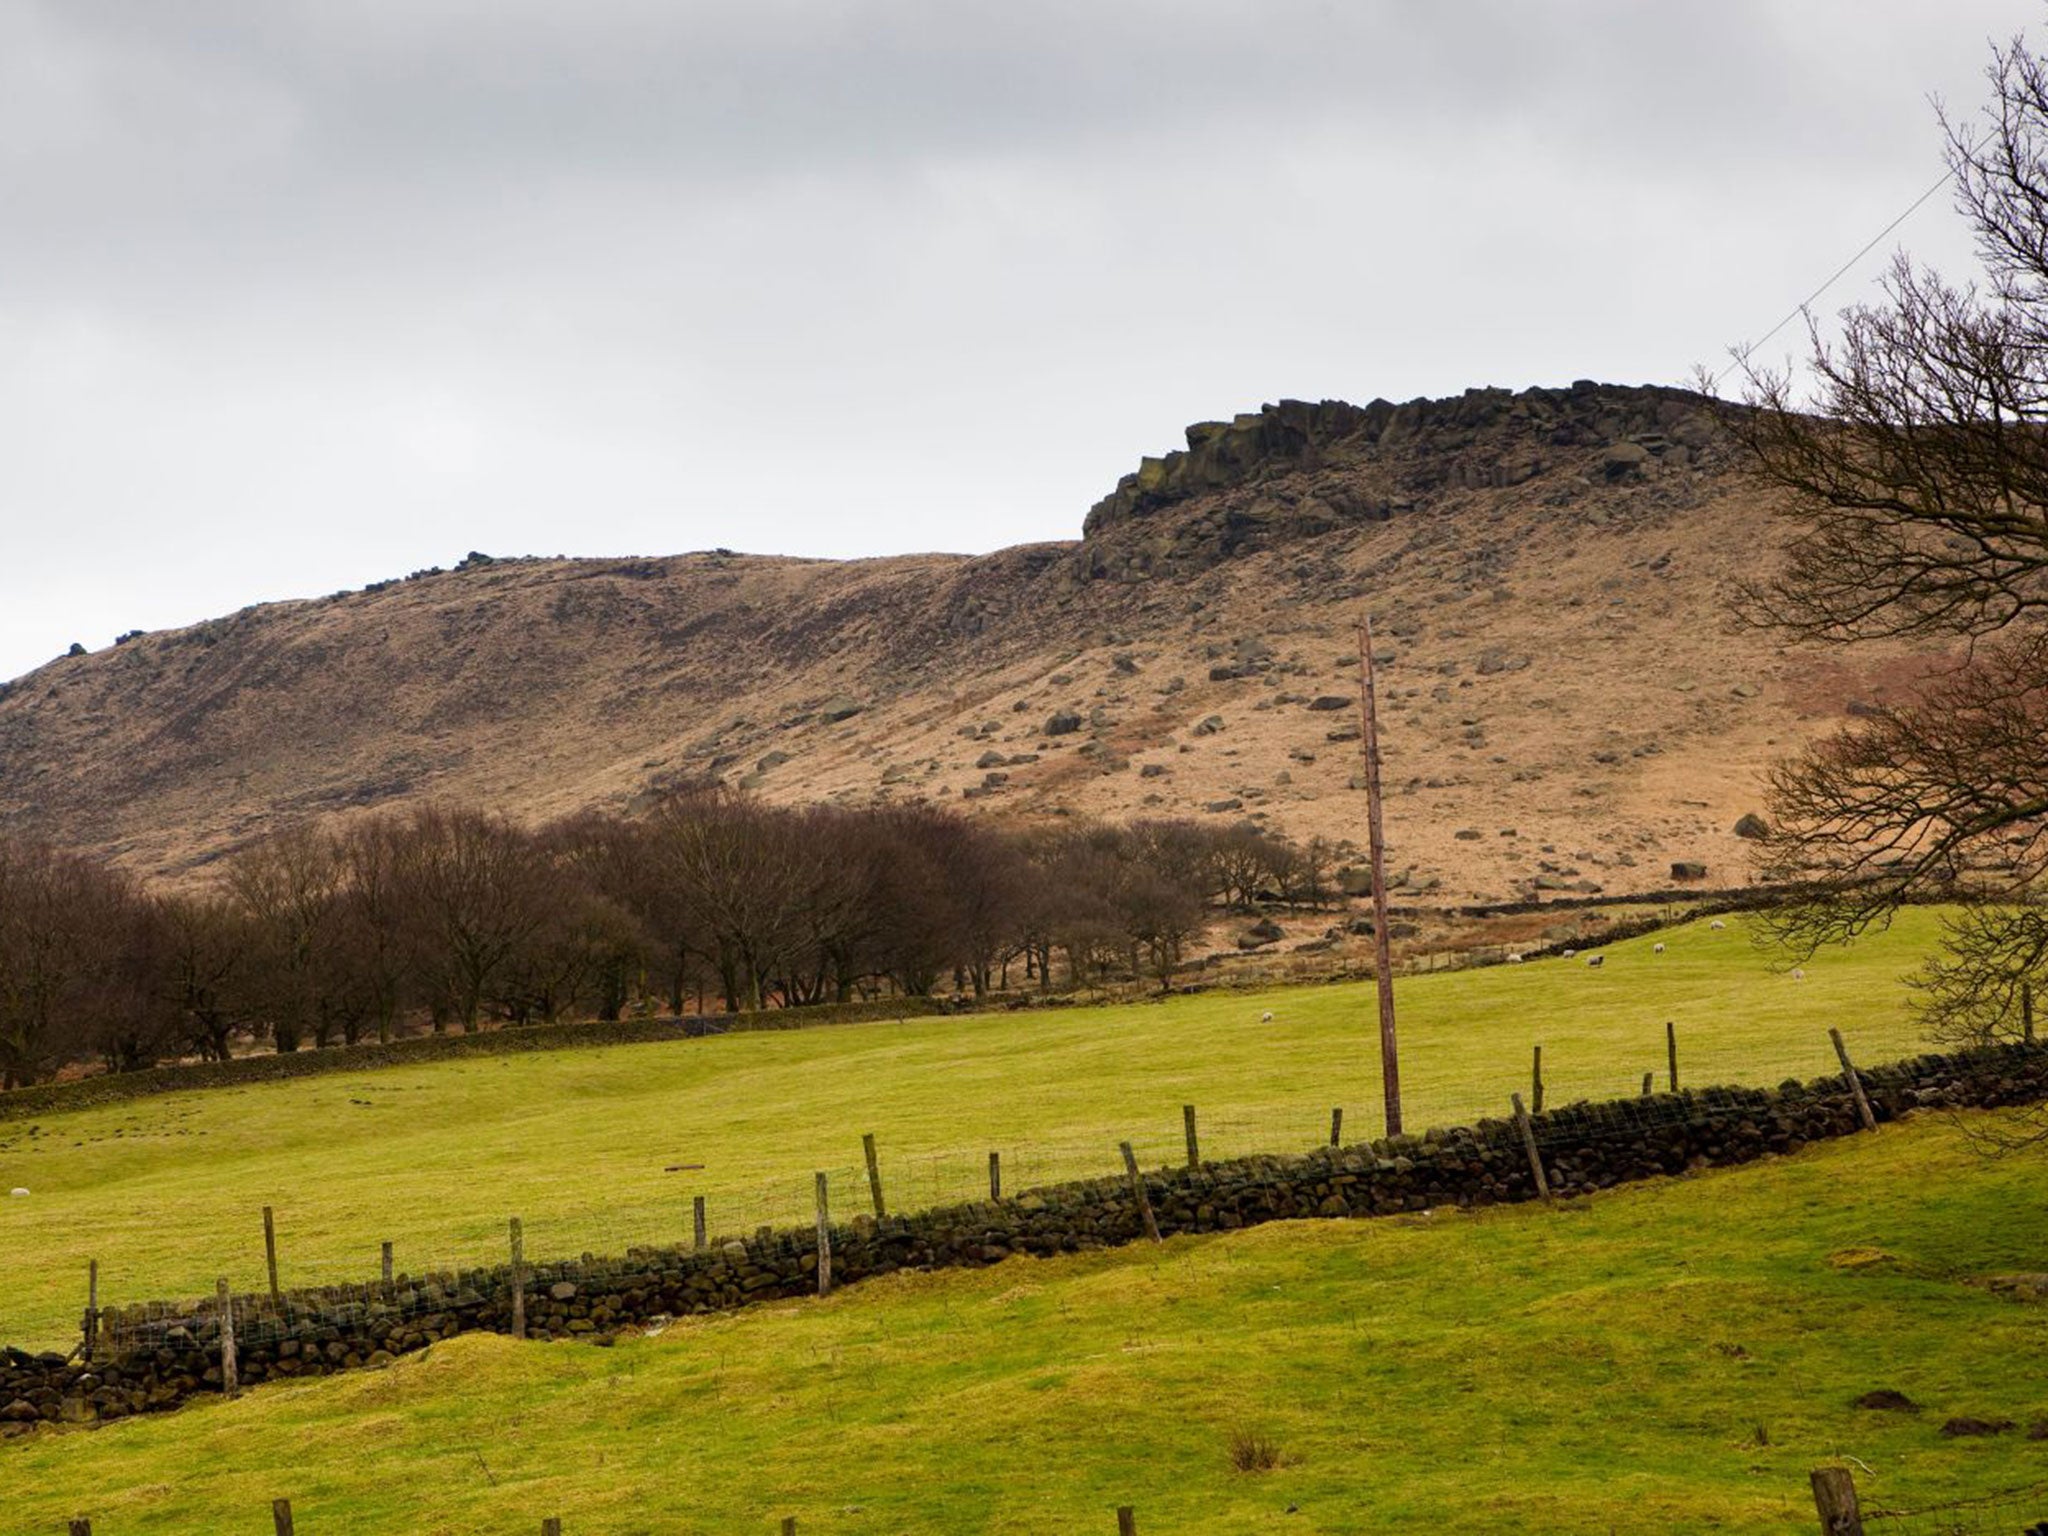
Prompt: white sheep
<box><xmin>7</xmin><ymin>1188</ymin><xmax>26</xmax><ymax>1198</ymax></box>
<box><xmin>1709</xmin><ymin>919</ymin><xmax>1727</xmax><ymax>930</ymax></box>
<box><xmin>1652</xmin><ymin>942</ymin><xmax>1666</xmax><ymax>954</ymax></box>
<box><xmin>1791</xmin><ymin>968</ymin><xmax>1806</xmax><ymax>982</ymax></box>
<box><xmin>1587</xmin><ymin>954</ymin><xmax>1605</xmax><ymax>968</ymax></box>
<box><xmin>1261</xmin><ymin>1010</ymin><xmax>1275</xmax><ymax>1023</ymax></box>
<box><xmin>1562</xmin><ymin>947</ymin><xmax>1577</xmax><ymax>959</ymax></box>
<box><xmin>1507</xmin><ymin>953</ymin><xmax>1524</xmax><ymax>964</ymax></box>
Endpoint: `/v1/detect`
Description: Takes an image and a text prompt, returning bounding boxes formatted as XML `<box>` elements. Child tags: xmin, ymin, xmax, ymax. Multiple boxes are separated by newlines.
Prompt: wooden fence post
<box><xmin>1809</xmin><ymin>1465</ymin><xmax>1864</xmax><ymax>1534</ymax></box>
<box><xmin>381</xmin><ymin>1241</ymin><xmax>394</xmax><ymax>1285</ymax></box>
<box><xmin>84</xmin><ymin>1259</ymin><xmax>98</xmax><ymax>1362</ymax></box>
<box><xmin>862</xmin><ymin>1132</ymin><xmax>886</xmax><ymax>1220</ymax></box>
<box><xmin>2025</xmin><ymin>979</ymin><xmax>2036</xmax><ymax>1042</ymax></box>
<box><xmin>1510</xmin><ymin>1094</ymin><xmax>1551</xmax><ymax>1203</ymax></box>
<box><xmin>815</xmin><ymin>1172</ymin><xmax>832</xmax><ymax>1297</ymax></box>
<box><xmin>272</xmin><ymin>1497</ymin><xmax>296</xmax><ymax>1536</ymax></box>
<box><xmin>1531</xmin><ymin>1044</ymin><xmax>1544</xmax><ymax>1115</ymax></box>
<box><xmin>1666</xmin><ymin>1020</ymin><xmax>1679</xmax><ymax>1092</ymax></box>
<box><xmin>1641</xmin><ymin>1072</ymin><xmax>1653</xmax><ymax>1097</ymax></box>
<box><xmin>1829</xmin><ymin>1029</ymin><xmax>1879</xmax><ymax>1132</ymax></box>
<box><xmin>1182</xmin><ymin>1104</ymin><xmax>1200</xmax><ymax>1168</ymax></box>
<box><xmin>781</xmin><ymin>1519</ymin><xmax>797</xmax><ymax>1536</ymax></box>
<box><xmin>509</xmin><ymin>1217</ymin><xmax>526</xmax><ymax>1340</ymax></box>
<box><xmin>68</xmin><ymin>1519</ymin><xmax>90</xmax><ymax>1535</ymax></box>
<box><xmin>693</xmin><ymin>1195</ymin><xmax>708</xmax><ymax>1252</ymax></box>
<box><xmin>262</xmin><ymin>1206</ymin><xmax>281</xmax><ymax>1299</ymax></box>
<box><xmin>541</xmin><ymin>1519</ymin><xmax>562</xmax><ymax>1536</ymax></box>
<box><xmin>1329</xmin><ymin>1107</ymin><xmax>1343</xmax><ymax>1147</ymax></box>
<box><xmin>988</xmin><ymin>1150</ymin><xmax>1002</xmax><ymax>1201</ymax></box>
<box><xmin>1117</xmin><ymin>1506</ymin><xmax>1138</xmax><ymax>1535</ymax></box>
<box><xmin>217</xmin><ymin>1279</ymin><xmax>238</xmax><ymax>1400</ymax></box>
<box><xmin>1119</xmin><ymin>1143</ymin><xmax>1162</xmax><ymax>1243</ymax></box>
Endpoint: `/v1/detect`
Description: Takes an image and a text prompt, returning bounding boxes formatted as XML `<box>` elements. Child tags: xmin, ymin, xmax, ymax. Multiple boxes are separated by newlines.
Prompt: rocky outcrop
<box><xmin>1077</xmin><ymin>381</ymin><xmax>1734</xmax><ymax>580</ymax></box>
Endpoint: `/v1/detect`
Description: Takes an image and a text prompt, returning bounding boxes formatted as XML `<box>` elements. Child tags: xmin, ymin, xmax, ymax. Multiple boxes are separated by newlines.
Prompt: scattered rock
<box><xmin>1853</xmin><ymin>1390</ymin><xmax>1918</xmax><ymax>1413</ymax></box>
<box><xmin>819</xmin><ymin>696</ymin><xmax>864</xmax><ymax>724</ymax></box>
<box><xmin>1976</xmin><ymin>1272</ymin><xmax>2048</xmax><ymax>1302</ymax></box>
<box><xmin>1205</xmin><ymin>798</ymin><xmax>1244</xmax><ymax>814</ymax></box>
<box><xmin>1733</xmin><ymin>813</ymin><xmax>1770</xmax><ymax>840</ymax></box>
<box><xmin>1602</xmin><ymin>441</ymin><xmax>1652</xmax><ymax>479</ymax></box>
<box><xmin>1305</xmin><ymin>696</ymin><xmax>1352</xmax><ymax>712</ymax></box>
<box><xmin>1043</xmin><ymin>711</ymin><xmax>1083</xmax><ymax>736</ymax></box>
<box><xmin>1191</xmin><ymin>715</ymin><xmax>1225</xmax><ymax>738</ymax></box>
<box><xmin>975</xmin><ymin>750</ymin><xmax>1007</xmax><ymax>769</ymax></box>
<box><xmin>1139</xmin><ymin>763</ymin><xmax>1168</xmax><ymax>779</ymax></box>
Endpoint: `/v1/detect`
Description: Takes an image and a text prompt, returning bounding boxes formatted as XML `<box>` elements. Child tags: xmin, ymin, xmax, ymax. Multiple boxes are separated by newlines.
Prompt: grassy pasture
<box><xmin>0</xmin><ymin>909</ymin><xmax>1948</xmax><ymax>1351</ymax></box>
<box><xmin>11</xmin><ymin>1107</ymin><xmax>2048</xmax><ymax>1534</ymax></box>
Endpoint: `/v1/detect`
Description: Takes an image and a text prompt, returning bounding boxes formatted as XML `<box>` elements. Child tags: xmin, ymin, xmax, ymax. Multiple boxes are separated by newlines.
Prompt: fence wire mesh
<box><xmin>1864</xmin><ymin>1479</ymin><xmax>2048</xmax><ymax>1534</ymax></box>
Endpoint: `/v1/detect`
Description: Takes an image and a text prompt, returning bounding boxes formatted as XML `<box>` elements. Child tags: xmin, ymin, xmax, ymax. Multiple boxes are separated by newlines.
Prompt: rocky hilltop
<box><xmin>0</xmin><ymin>382</ymin><xmax>1933</xmax><ymax>899</ymax></box>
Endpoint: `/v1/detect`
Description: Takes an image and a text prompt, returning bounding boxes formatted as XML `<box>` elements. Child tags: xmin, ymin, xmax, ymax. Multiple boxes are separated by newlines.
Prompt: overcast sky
<box><xmin>0</xmin><ymin>1</ymin><xmax>2031</xmax><ymax>682</ymax></box>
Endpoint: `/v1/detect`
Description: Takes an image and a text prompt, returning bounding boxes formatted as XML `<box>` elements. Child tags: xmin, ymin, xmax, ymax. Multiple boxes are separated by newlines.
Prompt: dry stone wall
<box><xmin>8</xmin><ymin>1040</ymin><xmax>2045</xmax><ymax>1433</ymax></box>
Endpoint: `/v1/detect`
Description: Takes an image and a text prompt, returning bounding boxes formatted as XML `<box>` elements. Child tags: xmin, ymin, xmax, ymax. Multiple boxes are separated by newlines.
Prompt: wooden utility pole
<box><xmin>1357</xmin><ymin>615</ymin><xmax>1403</xmax><ymax>1137</ymax></box>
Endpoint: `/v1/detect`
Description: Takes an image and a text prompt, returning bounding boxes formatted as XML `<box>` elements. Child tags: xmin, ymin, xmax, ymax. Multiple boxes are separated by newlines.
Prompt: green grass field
<box><xmin>0</xmin><ymin>910</ymin><xmax>1952</xmax><ymax>1352</ymax></box>
<box><xmin>13</xmin><ymin>1106</ymin><xmax>2047</xmax><ymax>1534</ymax></box>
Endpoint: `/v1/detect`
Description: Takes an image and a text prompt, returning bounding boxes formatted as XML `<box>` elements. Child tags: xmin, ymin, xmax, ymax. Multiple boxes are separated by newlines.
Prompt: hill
<box><xmin>11</xmin><ymin>1105</ymin><xmax>2042</xmax><ymax>1534</ymax></box>
<box><xmin>0</xmin><ymin>381</ymin><xmax>1938</xmax><ymax>894</ymax></box>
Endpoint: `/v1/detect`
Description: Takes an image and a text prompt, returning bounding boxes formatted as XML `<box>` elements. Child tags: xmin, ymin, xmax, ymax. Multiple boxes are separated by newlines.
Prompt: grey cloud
<box><xmin>0</xmin><ymin>0</ymin><xmax>2031</xmax><ymax>681</ymax></box>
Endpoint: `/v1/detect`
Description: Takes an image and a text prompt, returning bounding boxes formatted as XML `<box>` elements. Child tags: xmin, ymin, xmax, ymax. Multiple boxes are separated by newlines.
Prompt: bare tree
<box><xmin>1732</xmin><ymin>30</ymin><xmax>2048</xmax><ymax>1061</ymax></box>
<box><xmin>395</xmin><ymin>806</ymin><xmax>554</xmax><ymax>1031</ymax></box>
<box><xmin>0</xmin><ymin>838</ymin><xmax>141</xmax><ymax>1085</ymax></box>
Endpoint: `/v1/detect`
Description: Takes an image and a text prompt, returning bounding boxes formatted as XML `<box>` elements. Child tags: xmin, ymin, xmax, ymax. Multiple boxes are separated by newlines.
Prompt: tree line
<box><xmin>0</xmin><ymin>792</ymin><xmax>1337</xmax><ymax>1085</ymax></box>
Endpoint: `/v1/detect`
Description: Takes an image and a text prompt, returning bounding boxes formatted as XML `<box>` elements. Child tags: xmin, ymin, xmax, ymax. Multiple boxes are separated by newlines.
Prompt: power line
<box><xmin>1710</xmin><ymin>149</ymin><xmax>1971</xmax><ymax>390</ymax></box>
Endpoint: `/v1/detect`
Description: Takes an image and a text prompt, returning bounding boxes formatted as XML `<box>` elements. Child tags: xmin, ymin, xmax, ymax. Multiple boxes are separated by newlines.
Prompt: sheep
<box><xmin>1261</xmin><ymin>1010</ymin><xmax>1275</xmax><ymax>1023</ymax></box>
<box><xmin>1562</xmin><ymin>947</ymin><xmax>1577</xmax><ymax>959</ymax></box>
<box><xmin>7</xmin><ymin>1188</ymin><xmax>26</xmax><ymax>1198</ymax></box>
<box><xmin>1791</xmin><ymin>968</ymin><xmax>1806</xmax><ymax>982</ymax></box>
<box><xmin>1652</xmin><ymin>942</ymin><xmax>1666</xmax><ymax>954</ymax></box>
<box><xmin>1709</xmin><ymin>919</ymin><xmax>1727</xmax><ymax>930</ymax></box>
<box><xmin>1507</xmin><ymin>953</ymin><xmax>1524</xmax><ymax>964</ymax></box>
<box><xmin>1587</xmin><ymin>954</ymin><xmax>1605</xmax><ymax>968</ymax></box>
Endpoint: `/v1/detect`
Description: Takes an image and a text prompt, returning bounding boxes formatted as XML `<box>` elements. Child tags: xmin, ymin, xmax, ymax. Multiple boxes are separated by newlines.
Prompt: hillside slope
<box><xmin>11</xmin><ymin>1110</ymin><xmax>2044</xmax><ymax>1534</ymax></box>
<box><xmin>0</xmin><ymin>382</ymin><xmax>1934</xmax><ymax>894</ymax></box>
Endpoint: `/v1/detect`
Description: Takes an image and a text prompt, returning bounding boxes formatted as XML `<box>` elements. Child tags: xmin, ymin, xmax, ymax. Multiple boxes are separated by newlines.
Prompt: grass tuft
<box><xmin>1226</xmin><ymin>1423</ymin><xmax>1285</xmax><ymax>1472</ymax></box>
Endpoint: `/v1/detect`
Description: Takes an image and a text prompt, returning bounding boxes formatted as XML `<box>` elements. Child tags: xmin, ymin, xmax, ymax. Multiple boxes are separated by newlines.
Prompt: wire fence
<box><xmin>1863</xmin><ymin>1478</ymin><xmax>2048</xmax><ymax>1534</ymax></box>
<box><xmin>35</xmin><ymin>1008</ymin><xmax>1946</xmax><ymax>1357</ymax></box>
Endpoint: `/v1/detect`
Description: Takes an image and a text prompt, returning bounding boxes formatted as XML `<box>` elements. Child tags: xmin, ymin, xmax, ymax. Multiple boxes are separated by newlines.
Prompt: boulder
<box><xmin>1043</xmin><ymin>711</ymin><xmax>1084</xmax><ymax>736</ymax></box>
<box><xmin>819</xmin><ymin>696</ymin><xmax>864</xmax><ymax>724</ymax></box>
